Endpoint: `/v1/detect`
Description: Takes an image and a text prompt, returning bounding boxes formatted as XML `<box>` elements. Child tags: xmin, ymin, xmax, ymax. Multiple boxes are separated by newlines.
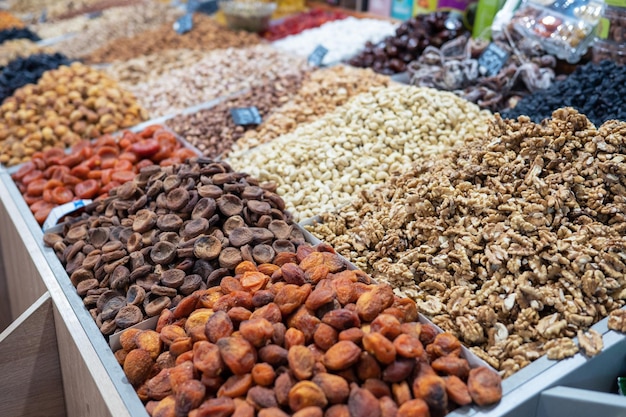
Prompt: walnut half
<box><xmin>577</xmin><ymin>329</ymin><xmax>603</xmax><ymax>357</ymax></box>
<box><xmin>608</xmin><ymin>309</ymin><xmax>626</xmax><ymax>333</ymax></box>
<box><xmin>544</xmin><ymin>337</ymin><xmax>579</xmax><ymax>360</ymax></box>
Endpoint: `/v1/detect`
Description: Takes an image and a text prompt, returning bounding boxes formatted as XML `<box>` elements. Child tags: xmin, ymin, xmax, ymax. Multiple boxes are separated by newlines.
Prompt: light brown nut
<box><xmin>608</xmin><ymin>309</ymin><xmax>626</xmax><ymax>333</ymax></box>
<box><xmin>577</xmin><ymin>329</ymin><xmax>603</xmax><ymax>357</ymax></box>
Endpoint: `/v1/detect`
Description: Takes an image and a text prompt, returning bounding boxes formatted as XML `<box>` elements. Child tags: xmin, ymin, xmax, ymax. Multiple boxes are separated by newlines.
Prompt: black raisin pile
<box><xmin>0</xmin><ymin>53</ymin><xmax>72</xmax><ymax>101</ymax></box>
<box><xmin>502</xmin><ymin>60</ymin><xmax>626</xmax><ymax>127</ymax></box>
<box><xmin>0</xmin><ymin>27</ymin><xmax>40</xmax><ymax>44</ymax></box>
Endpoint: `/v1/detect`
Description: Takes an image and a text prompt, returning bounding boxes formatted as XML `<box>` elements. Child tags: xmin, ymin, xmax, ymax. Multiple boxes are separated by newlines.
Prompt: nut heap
<box><xmin>308</xmin><ymin>109</ymin><xmax>626</xmax><ymax>377</ymax></box>
<box><xmin>348</xmin><ymin>12</ymin><xmax>466</xmax><ymax>75</ymax></box>
<box><xmin>229</xmin><ymin>85</ymin><xmax>492</xmax><ymax>220</ymax></box>
<box><xmin>0</xmin><ymin>62</ymin><xmax>148</xmax><ymax>167</ymax></box>
<box><xmin>49</xmin><ymin>2</ymin><xmax>184</xmax><ymax>59</ymax></box>
<box><xmin>166</xmin><ymin>74</ymin><xmax>306</xmax><ymax>159</ymax></box>
<box><xmin>231</xmin><ymin>66</ymin><xmax>391</xmax><ymax>154</ymax></box>
<box><xmin>12</xmin><ymin>125</ymin><xmax>198</xmax><ymax>224</ymax></box>
<box><xmin>8</xmin><ymin>0</ymin><xmax>102</xmax><ymax>20</ymax></box>
<box><xmin>117</xmin><ymin>244</ymin><xmax>502</xmax><ymax>416</ymax></box>
<box><xmin>0</xmin><ymin>39</ymin><xmax>50</xmax><ymax>66</ymax></box>
<box><xmin>104</xmin><ymin>49</ymin><xmax>210</xmax><ymax>86</ymax></box>
<box><xmin>126</xmin><ymin>45</ymin><xmax>310</xmax><ymax>118</ymax></box>
<box><xmin>84</xmin><ymin>14</ymin><xmax>261</xmax><ymax>64</ymax></box>
<box><xmin>44</xmin><ymin>159</ymin><xmax>307</xmax><ymax>335</ymax></box>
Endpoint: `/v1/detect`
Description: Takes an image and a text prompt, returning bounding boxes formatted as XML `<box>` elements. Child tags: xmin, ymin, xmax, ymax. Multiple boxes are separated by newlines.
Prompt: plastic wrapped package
<box><xmin>511</xmin><ymin>0</ymin><xmax>604</xmax><ymax>63</ymax></box>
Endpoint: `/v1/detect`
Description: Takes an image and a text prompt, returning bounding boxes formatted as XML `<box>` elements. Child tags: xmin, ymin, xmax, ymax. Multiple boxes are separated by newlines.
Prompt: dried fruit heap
<box><xmin>44</xmin><ymin>159</ymin><xmax>307</xmax><ymax>336</ymax></box>
<box><xmin>309</xmin><ymin>109</ymin><xmax>626</xmax><ymax>376</ymax></box>
<box><xmin>117</xmin><ymin>244</ymin><xmax>501</xmax><ymax>416</ymax></box>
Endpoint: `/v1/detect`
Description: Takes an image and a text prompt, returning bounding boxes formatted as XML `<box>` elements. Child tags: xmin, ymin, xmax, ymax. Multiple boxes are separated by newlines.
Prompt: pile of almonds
<box><xmin>116</xmin><ymin>244</ymin><xmax>502</xmax><ymax>416</ymax></box>
<box><xmin>0</xmin><ymin>62</ymin><xmax>148</xmax><ymax>167</ymax></box>
<box><xmin>44</xmin><ymin>159</ymin><xmax>308</xmax><ymax>335</ymax></box>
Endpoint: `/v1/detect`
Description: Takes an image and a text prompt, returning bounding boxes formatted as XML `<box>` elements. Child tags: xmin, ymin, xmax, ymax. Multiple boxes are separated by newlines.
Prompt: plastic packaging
<box><xmin>511</xmin><ymin>0</ymin><xmax>604</xmax><ymax>63</ymax></box>
<box><xmin>219</xmin><ymin>1</ymin><xmax>276</xmax><ymax>32</ymax></box>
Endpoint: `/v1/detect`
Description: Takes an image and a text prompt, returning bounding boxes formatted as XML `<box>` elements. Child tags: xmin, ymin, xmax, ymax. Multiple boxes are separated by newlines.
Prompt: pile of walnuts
<box><xmin>309</xmin><ymin>109</ymin><xmax>626</xmax><ymax>376</ymax></box>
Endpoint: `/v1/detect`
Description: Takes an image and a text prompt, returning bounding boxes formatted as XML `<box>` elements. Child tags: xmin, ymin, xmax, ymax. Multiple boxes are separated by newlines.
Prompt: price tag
<box><xmin>478</xmin><ymin>43</ymin><xmax>509</xmax><ymax>77</ymax></box>
<box><xmin>173</xmin><ymin>13</ymin><xmax>193</xmax><ymax>34</ymax></box>
<box><xmin>308</xmin><ymin>45</ymin><xmax>329</xmax><ymax>67</ymax></box>
<box><xmin>86</xmin><ymin>10</ymin><xmax>103</xmax><ymax>19</ymax></box>
<box><xmin>43</xmin><ymin>199</ymin><xmax>92</xmax><ymax>231</ymax></box>
<box><xmin>196</xmin><ymin>0</ymin><xmax>218</xmax><ymax>14</ymax></box>
<box><xmin>230</xmin><ymin>107</ymin><xmax>262</xmax><ymax>126</ymax></box>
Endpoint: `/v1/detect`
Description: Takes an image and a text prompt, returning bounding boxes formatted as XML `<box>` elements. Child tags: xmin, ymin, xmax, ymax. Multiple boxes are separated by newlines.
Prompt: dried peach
<box><xmin>247</xmin><ymin>386</ymin><xmax>278</xmax><ymax>409</ymax></box>
<box><xmin>314</xmin><ymin>323</ymin><xmax>338</xmax><ymax>351</ymax></box>
<box><xmin>169</xmin><ymin>361</ymin><xmax>194</xmax><ymax>393</ymax></box>
<box><xmin>252</xmin><ymin>362</ymin><xmax>276</xmax><ymax>386</ymax></box>
<box><xmin>193</xmin><ymin>341</ymin><xmax>223</xmax><ymax>377</ymax></box>
<box><xmin>205</xmin><ymin>310</ymin><xmax>234</xmax><ymax>343</ymax></box>
<box><xmin>348</xmin><ymin>387</ymin><xmax>381</xmax><ymax>417</ymax></box>
<box><xmin>432</xmin><ymin>356</ymin><xmax>470</xmax><ymax>379</ymax></box>
<box><xmin>275</xmin><ymin>283</ymin><xmax>311</xmax><ymax>315</ymax></box>
<box><xmin>174</xmin><ymin>379</ymin><xmax>205</xmax><ymax>415</ymax></box>
<box><xmin>152</xmin><ymin>395</ymin><xmax>176</xmax><ymax>417</ymax></box>
<box><xmin>363</xmin><ymin>332</ymin><xmax>396</xmax><ymax>365</ymax></box>
<box><xmin>445</xmin><ymin>375</ymin><xmax>472</xmax><ymax>406</ymax></box>
<box><xmin>323</xmin><ymin>340</ymin><xmax>361</xmax><ymax>371</ymax></box>
<box><xmin>294</xmin><ymin>406</ymin><xmax>324</xmax><ymax>417</ymax></box>
<box><xmin>289</xmin><ymin>381</ymin><xmax>328</xmax><ymax>412</ymax></box>
<box><xmin>370</xmin><ymin>314</ymin><xmax>402</xmax><ymax>340</ymax></box>
<box><xmin>288</xmin><ymin>345</ymin><xmax>315</xmax><ymax>380</ymax></box>
<box><xmin>124</xmin><ymin>348</ymin><xmax>154</xmax><ymax>386</ymax></box>
<box><xmin>160</xmin><ymin>325</ymin><xmax>187</xmax><ymax>346</ymax></box>
<box><xmin>467</xmin><ymin>367</ymin><xmax>502</xmax><ymax>406</ymax></box>
<box><xmin>240</xmin><ymin>317</ymin><xmax>274</xmax><ymax>347</ymax></box>
<box><xmin>217</xmin><ymin>336</ymin><xmax>257</xmax><ymax>375</ymax></box>
<box><xmin>135</xmin><ymin>330</ymin><xmax>163</xmax><ymax>360</ymax></box>
<box><xmin>146</xmin><ymin>368</ymin><xmax>173</xmax><ymax>400</ymax></box>
<box><xmin>393</xmin><ymin>334</ymin><xmax>424</xmax><ymax>358</ymax></box>
<box><xmin>120</xmin><ymin>328</ymin><xmax>141</xmax><ymax>351</ymax></box>
<box><xmin>190</xmin><ymin>397</ymin><xmax>235</xmax><ymax>417</ymax></box>
<box><xmin>379</xmin><ymin>396</ymin><xmax>399</xmax><ymax>417</ymax></box>
<box><xmin>356</xmin><ymin>284</ymin><xmax>394</xmax><ymax>322</ymax></box>
<box><xmin>397</xmin><ymin>399</ymin><xmax>430</xmax><ymax>417</ymax></box>
<box><xmin>356</xmin><ymin>351</ymin><xmax>382</xmax><ymax>381</ymax></box>
<box><xmin>312</xmin><ymin>373</ymin><xmax>349</xmax><ymax>405</ymax></box>
<box><xmin>426</xmin><ymin>333</ymin><xmax>462</xmax><ymax>358</ymax></box>
<box><xmin>217</xmin><ymin>373</ymin><xmax>253</xmax><ymax>398</ymax></box>
<box><xmin>275</xmin><ymin>371</ymin><xmax>295</xmax><ymax>406</ymax></box>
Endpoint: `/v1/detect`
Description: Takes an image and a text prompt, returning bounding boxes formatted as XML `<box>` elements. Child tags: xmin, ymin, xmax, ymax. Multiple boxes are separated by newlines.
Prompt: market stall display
<box><xmin>48</xmin><ymin>2</ymin><xmax>185</xmax><ymax>59</ymax></box>
<box><xmin>43</xmin><ymin>158</ymin><xmax>310</xmax><ymax>335</ymax></box>
<box><xmin>115</xmin><ymin>245</ymin><xmax>502</xmax><ymax>416</ymax></box>
<box><xmin>348</xmin><ymin>12</ymin><xmax>467</xmax><ymax>75</ymax></box>
<box><xmin>84</xmin><ymin>14</ymin><xmax>261</xmax><ymax>64</ymax></box>
<box><xmin>123</xmin><ymin>45</ymin><xmax>310</xmax><ymax>118</ymax></box>
<box><xmin>502</xmin><ymin>60</ymin><xmax>626</xmax><ymax>126</ymax></box>
<box><xmin>0</xmin><ymin>52</ymin><xmax>72</xmax><ymax>102</ymax></box>
<box><xmin>272</xmin><ymin>17</ymin><xmax>398</xmax><ymax>65</ymax></box>
<box><xmin>166</xmin><ymin>74</ymin><xmax>306</xmax><ymax>158</ymax></box>
<box><xmin>0</xmin><ymin>62</ymin><xmax>148</xmax><ymax>167</ymax></box>
<box><xmin>230</xmin><ymin>65</ymin><xmax>392</xmax><ymax>155</ymax></box>
<box><xmin>406</xmin><ymin>30</ymin><xmax>561</xmax><ymax>112</ymax></box>
<box><xmin>592</xmin><ymin>5</ymin><xmax>626</xmax><ymax>65</ymax></box>
<box><xmin>229</xmin><ymin>85</ymin><xmax>492</xmax><ymax>220</ymax></box>
<box><xmin>262</xmin><ymin>8</ymin><xmax>349</xmax><ymax>41</ymax></box>
<box><xmin>307</xmin><ymin>108</ymin><xmax>626</xmax><ymax>377</ymax></box>
<box><xmin>11</xmin><ymin>125</ymin><xmax>198</xmax><ymax>224</ymax></box>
